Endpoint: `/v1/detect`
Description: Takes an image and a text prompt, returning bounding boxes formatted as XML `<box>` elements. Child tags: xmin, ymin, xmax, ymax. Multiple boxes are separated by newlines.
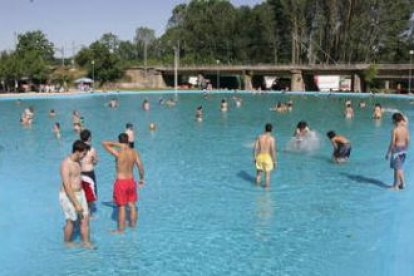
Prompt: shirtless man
<box><xmin>80</xmin><ymin>129</ymin><xmax>98</xmax><ymax>210</ymax></box>
<box><xmin>254</xmin><ymin>123</ymin><xmax>277</xmax><ymax>187</ymax></box>
<box><xmin>344</xmin><ymin>103</ymin><xmax>354</xmax><ymax>119</ymax></box>
<box><xmin>220</xmin><ymin>99</ymin><xmax>228</xmax><ymax>112</ymax></box>
<box><xmin>59</xmin><ymin>140</ymin><xmax>92</xmax><ymax>248</ymax></box>
<box><xmin>72</xmin><ymin>110</ymin><xmax>82</xmax><ymax>133</ymax></box>
<box><xmin>386</xmin><ymin>113</ymin><xmax>409</xmax><ymax>190</ymax></box>
<box><xmin>326</xmin><ymin>131</ymin><xmax>351</xmax><ymax>163</ymax></box>
<box><xmin>142</xmin><ymin>99</ymin><xmax>150</xmax><ymax>111</ymax></box>
<box><xmin>102</xmin><ymin>133</ymin><xmax>145</xmax><ymax>233</ymax></box>
<box><xmin>195</xmin><ymin>106</ymin><xmax>203</xmax><ymax>122</ymax></box>
<box><xmin>53</xmin><ymin>122</ymin><xmax>61</xmax><ymax>139</ymax></box>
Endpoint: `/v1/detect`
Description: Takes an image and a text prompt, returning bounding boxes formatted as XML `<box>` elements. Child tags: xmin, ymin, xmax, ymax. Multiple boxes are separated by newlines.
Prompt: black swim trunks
<box><xmin>334</xmin><ymin>143</ymin><xmax>351</xmax><ymax>158</ymax></box>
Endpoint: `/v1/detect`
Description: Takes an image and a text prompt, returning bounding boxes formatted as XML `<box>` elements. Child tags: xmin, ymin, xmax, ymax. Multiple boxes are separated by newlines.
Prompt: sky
<box><xmin>0</xmin><ymin>0</ymin><xmax>263</xmax><ymax>55</ymax></box>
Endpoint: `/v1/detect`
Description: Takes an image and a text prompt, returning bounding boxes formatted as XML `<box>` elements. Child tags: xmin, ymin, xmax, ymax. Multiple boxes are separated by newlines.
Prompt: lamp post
<box><xmin>173</xmin><ymin>42</ymin><xmax>180</xmax><ymax>97</ymax></box>
<box><xmin>216</xmin><ymin>59</ymin><xmax>220</xmax><ymax>90</ymax></box>
<box><xmin>91</xmin><ymin>60</ymin><xmax>95</xmax><ymax>91</ymax></box>
<box><xmin>409</xmin><ymin>50</ymin><xmax>414</xmax><ymax>94</ymax></box>
<box><xmin>54</xmin><ymin>46</ymin><xmax>65</xmax><ymax>67</ymax></box>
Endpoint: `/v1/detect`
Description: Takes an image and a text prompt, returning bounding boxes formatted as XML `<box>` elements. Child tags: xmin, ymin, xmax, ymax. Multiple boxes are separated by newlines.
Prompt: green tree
<box><xmin>14</xmin><ymin>30</ymin><xmax>54</xmax><ymax>83</ymax></box>
<box><xmin>88</xmin><ymin>41</ymin><xmax>123</xmax><ymax>84</ymax></box>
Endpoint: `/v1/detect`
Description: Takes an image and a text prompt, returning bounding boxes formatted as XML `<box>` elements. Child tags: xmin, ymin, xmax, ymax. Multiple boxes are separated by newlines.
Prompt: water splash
<box><xmin>285</xmin><ymin>130</ymin><xmax>321</xmax><ymax>153</ymax></box>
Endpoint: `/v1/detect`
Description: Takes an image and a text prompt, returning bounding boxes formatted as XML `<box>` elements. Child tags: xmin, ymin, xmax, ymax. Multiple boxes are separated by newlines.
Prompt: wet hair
<box><xmin>197</xmin><ymin>106</ymin><xmax>202</xmax><ymax>110</ymax></box>
<box><xmin>392</xmin><ymin>113</ymin><xmax>404</xmax><ymax>123</ymax></box>
<box><xmin>265</xmin><ymin>123</ymin><xmax>273</xmax><ymax>132</ymax></box>
<box><xmin>126</xmin><ymin>122</ymin><xmax>133</xmax><ymax>129</ymax></box>
<box><xmin>55</xmin><ymin>122</ymin><xmax>60</xmax><ymax>128</ymax></box>
<box><xmin>80</xmin><ymin>129</ymin><xmax>91</xmax><ymax>142</ymax></box>
<box><xmin>118</xmin><ymin>133</ymin><xmax>129</xmax><ymax>144</ymax></box>
<box><xmin>375</xmin><ymin>103</ymin><xmax>382</xmax><ymax>108</ymax></box>
<box><xmin>296</xmin><ymin>121</ymin><xmax>308</xmax><ymax>130</ymax></box>
<box><xmin>326</xmin><ymin>131</ymin><xmax>336</xmax><ymax>139</ymax></box>
<box><xmin>72</xmin><ymin>140</ymin><xmax>88</xmax><ymax>153</ymax></box>
<box><xmin>346</xmin><ymin>103</ymin><xmax>351</xmax><ymax>108</ymax></box>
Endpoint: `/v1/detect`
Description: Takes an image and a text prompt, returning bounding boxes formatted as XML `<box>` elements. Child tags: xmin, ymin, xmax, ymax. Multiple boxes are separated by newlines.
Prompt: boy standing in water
<box><xmin>386</xmin><ymin>113</ymin><xmax>409</xmax><ymax>190</ymax></box>
<box><xmin>254</xmin><ymin>123</ymin><xmax>277</xmax><ymax>188</ymax></box>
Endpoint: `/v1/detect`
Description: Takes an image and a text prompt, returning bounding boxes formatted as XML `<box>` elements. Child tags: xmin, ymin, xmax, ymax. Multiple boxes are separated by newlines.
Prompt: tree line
<box><xmin>1</xmin><ymin>0</ymin><xmax>413</xmax><ymax>90</ymax></box>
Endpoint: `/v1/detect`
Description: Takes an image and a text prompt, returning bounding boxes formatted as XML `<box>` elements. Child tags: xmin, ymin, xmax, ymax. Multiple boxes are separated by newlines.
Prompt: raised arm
<box><xmin>102</xmin><ymin>141</ymin><xmax>120</xmax><ymax>157</ymax></box>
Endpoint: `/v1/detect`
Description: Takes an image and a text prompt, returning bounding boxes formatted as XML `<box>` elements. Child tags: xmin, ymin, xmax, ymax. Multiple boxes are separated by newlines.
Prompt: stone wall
<box><xmin>117</xmin><ymin>68</ymin><xmax>167</xmax><ymax>89</ymax></box>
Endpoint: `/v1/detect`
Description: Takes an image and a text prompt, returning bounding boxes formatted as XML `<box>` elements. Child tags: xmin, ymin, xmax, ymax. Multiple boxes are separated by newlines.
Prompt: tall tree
<box><xmin>15</xmin><ymin>30</ymin><xmax>54</xmax><ymax>81</ymax></box>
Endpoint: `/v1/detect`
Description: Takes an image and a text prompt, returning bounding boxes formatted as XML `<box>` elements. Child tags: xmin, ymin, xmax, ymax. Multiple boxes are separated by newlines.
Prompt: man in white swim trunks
<box><xmin>254</xmin><ymin>123</ymin><xmax>277</xmax><ymax>188</ymax></box>
<box><xmin>59</xmin><ymin>140</ymin><xmax>93</xmax><ymax>248</ymax></box>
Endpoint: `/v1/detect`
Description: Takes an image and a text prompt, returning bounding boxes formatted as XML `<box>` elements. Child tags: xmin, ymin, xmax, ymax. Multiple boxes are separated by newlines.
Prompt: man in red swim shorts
<box><xmin>102</xmin><ymin>133</ymin><xmax>145</xmax><ymax>233</ymax></box>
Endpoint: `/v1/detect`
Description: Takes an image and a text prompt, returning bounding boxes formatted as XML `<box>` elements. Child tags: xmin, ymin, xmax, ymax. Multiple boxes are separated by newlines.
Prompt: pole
<box><xmin>409</xmin><ymin>50</ymin><xmax>414</xmax><ymax>93</ymax></box>
<box><xmin>174</xmin><ymin>46</ymin><xmax>178</xmax><ymax>95</ymax></box>
<box><xmin>216</xmin><ymin>59</ymin><xmax>220</xmax><ymax>90</ymax></box>
<box><xmin>144</xmin><ymin>41</ymin><xmax>147</xmax><ymax>80</ymax></box>
<box><xmin>92</xmin><ymin>60</ymin><xmax>95</xmax><ymax>91</ymax></box>
<box><xmin>62</xmin><ymin>46</ymin><xmax>65</xmax><ymax>67</ymax></box>
<box><xmin>72</xmin><ymin>41</ymin><xmax>75</xmax><ymax>68</ymax></box>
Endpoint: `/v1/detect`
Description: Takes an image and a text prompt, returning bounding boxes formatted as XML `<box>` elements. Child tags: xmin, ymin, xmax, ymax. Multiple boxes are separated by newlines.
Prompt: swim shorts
<box><xmin>59</xmin><ymin>190</ymin><xmax>88</xmax><ymax>221</ymax></box>
<box><xmin>390</xmin><ymin>146</ymin><xmax>407</xmax><ymax>170</ymax></box>
<box><xmin>113</xmin><ymin>178</ymin><xmax>137</xmax><ymax>206</ymax></box>
<box><xmin>255</xmin><ymin>153</ymin><xmax>274</xmax><ymax>172</ymax></box>
<box><xmin>334</xmin><ymin>143</ymin><xmax>351</xmax><ymax>159</ymax></box>
<box><xmin>81</xmin><ymin>174</ymin><xmax>97</xmax><ymax>203</ymax></box>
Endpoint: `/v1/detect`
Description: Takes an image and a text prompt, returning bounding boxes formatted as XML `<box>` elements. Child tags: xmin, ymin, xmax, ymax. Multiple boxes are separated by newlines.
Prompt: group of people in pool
<box><xmin>16</xmin><ymin>95</ymin><xmax>409</xmax><ymax>249</ymax></box>
<box><xmin>254</xmin><ymin>99</ymin><xmax>409</xmax><ymax>191</ymax></box>
<box><xmin>59</xmin><ymin>126</ymin><xmax>145</xmax><ymax>248</ymax></box>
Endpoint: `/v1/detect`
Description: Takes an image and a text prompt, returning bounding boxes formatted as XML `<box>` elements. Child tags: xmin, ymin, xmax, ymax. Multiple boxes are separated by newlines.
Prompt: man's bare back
<box><xmin>256</xmin><ymin>133</ymin><xmax>276</xmax><ymax>158</ymax></box>
<box><xmin>102</xmin><ymin>140</ymin><xmax>144</xmax><ymax>182</ymax></box>
<box><xmin>116</xmin><ymin>146</ymin><xmax>139</xmax><ymax>179</ymax></box>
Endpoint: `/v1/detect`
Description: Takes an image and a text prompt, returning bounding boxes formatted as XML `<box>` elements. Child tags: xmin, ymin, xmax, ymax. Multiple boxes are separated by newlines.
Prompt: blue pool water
<box><xmin>1</xmin><ymin>91</ymin><xmax>414</xmax><ymax>275</ymax></box>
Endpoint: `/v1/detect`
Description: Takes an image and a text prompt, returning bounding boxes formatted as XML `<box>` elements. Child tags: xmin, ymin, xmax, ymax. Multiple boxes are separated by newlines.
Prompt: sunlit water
<box><xmin>1</xmin><ymin>91</ymin><xmax>414</xmax><ymax>276</ymax></box>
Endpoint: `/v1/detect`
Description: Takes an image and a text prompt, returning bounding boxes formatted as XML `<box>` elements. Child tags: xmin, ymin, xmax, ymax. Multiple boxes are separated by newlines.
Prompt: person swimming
<box><xmin>49</xmin><ymin>109</ymin><xmax>56</xmax><ymax>117</ymax></box>
<box><xmin>195</xmin><ymin>106</ymin><xmax>203</xmax><ymax>122</ymax></box>
<box><xmin>344</xmin><ymin>103</ymin><xmax>354</xmax><ymax>119</ymax></box>
<box><xmin>294</xmin><ymin>121</ymin><xmax>310</xmax><ymax>139</ymax></box>
<box><xmin>108</xmin><ymin>98</ymin><xmax>119</xmax><ymax>108</ymax></box>
<box><xmin>373</xmin><ymin>103</ymin><xmax>383</xmax><ymax>119</ymax></box>
<box><xmin>220</xmin><ymin>99</ymin><xmax>228</xmax><ymax>112</ymax></box>
<box><xmin>142</xmin><ymin>99</ymin><xmax>150</xmax><ymax>111</ymax></box>
<box><xmin>149</xmin><ymin>123</ymin><xmax>157</xmax><ymax>131</ymax></box>
<box><xmin>53</xmin><ymin>122</ymin><xmax>61</xmax><ymax>139</ymax></box>
<box><xmin>125</xmin><ymin>122</ymin><xmax>135</xmax><ymax>148</ymax></box>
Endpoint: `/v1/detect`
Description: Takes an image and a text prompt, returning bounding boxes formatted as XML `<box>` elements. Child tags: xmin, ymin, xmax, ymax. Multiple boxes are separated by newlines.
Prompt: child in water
<box><xmin>385</xmin><ymin>113</ymin><xmax>409</xmax><ymax>190</ymax></box>
<box><xmin>326</xmin><ymin>130</ymin><xmax>351</xmax><ymax>163</ymax></box>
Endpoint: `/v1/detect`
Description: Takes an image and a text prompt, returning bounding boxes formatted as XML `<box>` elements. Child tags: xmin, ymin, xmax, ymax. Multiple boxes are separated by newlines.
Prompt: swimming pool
<box><xmin>0</xmin><ymin>91</ymin><xmax>413</xmax><ymax>275</ymax></box>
